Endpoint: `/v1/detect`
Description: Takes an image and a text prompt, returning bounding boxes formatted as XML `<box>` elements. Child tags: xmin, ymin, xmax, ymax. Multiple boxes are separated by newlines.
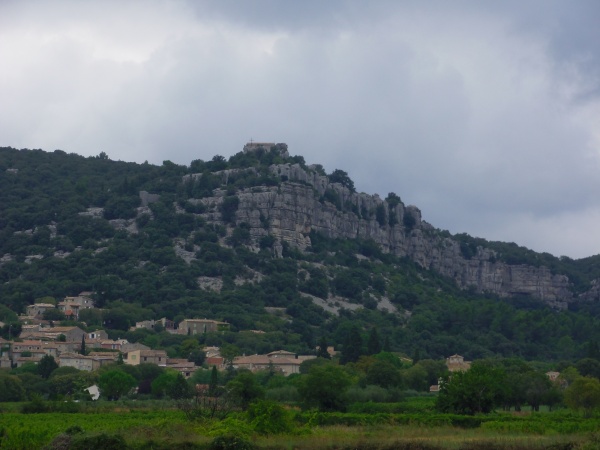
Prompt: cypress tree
<box><xmin>367</xmin><ymin>327</ymin><xmax>382</xmax><ymax>355</ymax></box>
<box><xmin>317</xmin><ymin>336</ymin><xmax>331</xmax><ymax>359</ymax></box>
<box><xmin>209</xmin><ymin>365</ymin><xmax>219</xmax><ymax>397</ymax></box>
<box><xmin>383</xmin><ymin>336</ymin><xmax>392</xmax><ymax>352</ymax></box>
<box><xmin>80</xmin><ymin>334</ymin><xmax>86</xmax><ymax>355</ymax></box>
<box><xmin>341</xmin><ymin>326</ymin><xmax>363</xmax><ymax>364</ymax></box>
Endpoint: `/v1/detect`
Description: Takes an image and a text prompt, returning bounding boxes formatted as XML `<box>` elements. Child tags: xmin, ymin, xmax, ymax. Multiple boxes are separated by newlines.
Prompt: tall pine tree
<box><xmin>317</xmin><ymin>336</ymin><xmax>331</xmax><ymax>359</ymax></box>
<box><xmin>367</xmin><ymin>327</ymin><xmax>381</xmax><ymax>355</ymax></box>
<box><xmin>80</xmin><ymin>334</ymin><xmax>86</xmax><ymax>355</ymax></box>
<box><xmin>341</xmin><ymin>326</ymin><xmax>363</xmax><ymax>364</ymax></box>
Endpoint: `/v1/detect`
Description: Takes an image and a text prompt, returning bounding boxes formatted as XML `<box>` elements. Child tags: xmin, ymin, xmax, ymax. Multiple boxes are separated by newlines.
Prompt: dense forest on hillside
<box><xmin>1</xmin><ymin>146</ymin><xmax>600</xmax><ymax>362</ymax></box>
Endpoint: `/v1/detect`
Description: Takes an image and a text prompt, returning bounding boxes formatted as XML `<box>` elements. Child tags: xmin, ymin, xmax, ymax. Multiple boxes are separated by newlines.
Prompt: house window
<box><xmin>144</xmin><ymin>357</ymin><xmax>147</xmax><ymax>361</ymax></box>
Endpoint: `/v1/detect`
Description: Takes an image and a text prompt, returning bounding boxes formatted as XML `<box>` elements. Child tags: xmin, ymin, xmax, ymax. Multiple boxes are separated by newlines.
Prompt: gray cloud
<box><xmin>1</xmin><ymin>1</ymin><xmax>599</xmax><ymax>258</ymax></box>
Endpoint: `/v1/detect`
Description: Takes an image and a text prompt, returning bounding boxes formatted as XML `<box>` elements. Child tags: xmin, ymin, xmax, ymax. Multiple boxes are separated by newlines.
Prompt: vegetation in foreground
<box><xmin>1</xmin><ymin>403</ymin><xmax>599</xmax><ymax>450</ymax></box>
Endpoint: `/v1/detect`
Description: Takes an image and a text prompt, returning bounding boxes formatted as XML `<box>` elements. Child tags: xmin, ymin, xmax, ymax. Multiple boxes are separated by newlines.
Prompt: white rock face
<box><xmin>186</xmin><ymin>163</ymin><xmax>574</xmax><ymax>308</ymax></box>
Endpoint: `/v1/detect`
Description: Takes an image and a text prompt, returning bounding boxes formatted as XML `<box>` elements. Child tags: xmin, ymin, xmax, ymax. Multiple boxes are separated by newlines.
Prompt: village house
<box><xmin>130</xmin><ymin>319</ymin><xmax>155</xmax><ymax>331</ymax></box>
<box><xmin>83</xmin><ymin>330</ymin><xmax>109</xmax><ymax>349</ymax></box>
<box><xmin>87</xmin><ymin>351</ymin><xmax>119</xmax><ymax>360</ymax></box>
<box><xmin>243</xmin><ymin>142</ymin><xmax>276</xmax><ymax>153</ymax></box>
<box><xmin>15</xmin><ymin>354</ymin><xmax>46</xmax><ymax>367</ymax></box>
<box><xmin>0</xmin><ymin>353</ymin><xmax>11</xmax><ymax>369</ymax></box>
<box><xmin>266</xmin><ymin>350</ymin><xmax>315</xmax><ymax>362</ymax></box>
<box><xmin>26</xmin><ymin>303</ymin><xmax>56</xmax><ymax>318</ymax></box>
<box><xmin>63</xmin><ymin>293</ymin><xmax>95</xmax><ymax>309</ymax></box>
<box><xmin>206</xmin><ymin>356</ymin><xmax>225</xmax><ymax>368</ymax></box>
<box><xmin>446</xmin><ymin>354</ymin><xmax>471</xmax><ymax>372</ymax></box>
<box><xmin>178</xmin><ymin>319</ymin><xmax>230</xmax><ymax>335</ymax></box>
<box><xmin>0</xmin><ymin>338</ymin><xmax>11</xmax><ymax>368</ymax></box>
<box><xmin>121</xmin><ymin>341</ymin><xmax>150</xmax><ymax>353</ymax></box>
<box><xmin>20</xmin><ymin>323</ymin><xmax>41</xmax><ymax>335</ymax></box>
<box><xmin>232</xmin><ymin>350</ymin><xmax>316</xmax><ymax>376</ymax></box>
<box><xmin>203</xmin><ymin>346</ymin><xmax>224</xmax><ymax>368</ymax></box>
<box><xmin>130</xmin><ymin>317</ymin><xmax>175</xmax><ymax>332</ymax></box>
<box><xmin>166</xmin><ymin>358</ymin><xmax>199</xmax><ymax>378</ymax></box>
<box><xmin>11</xmin><ymin>340</ymin><xmax>58</xmax><ymax>359</ymax></box>
<box><xmin>58</xmin><ymin>352</ymin><xmax>115</xmax><ymax>371</ymax></box>
<box><xmin>100</xmin><ymin>339</ymin><xmax>128</xmax><ymax>351</ymax></box>
<box><xmin>232</xmin><ymin>355</ymin><xmax>301</xmax><ymax>375</ymax></box>
<box><xmin>430</xmin><ymin>354</ymin><xmax>472</xmax><ymax>392</ymax></box>
<box><xmin>18</xmin><ymin>316</ymin><xmax>47</xmax><ymax>327</ymax></box>
<box><xmin>204</xmin><ymin>346</ymin><xmax>221</xmax><ymax>358</ymax></box>
<box><xmin>87</xmin><ymin>330</ymin><xmax>108</xmax><ymax>340</ymax></box>
<box><xmin>19</xmin><ymin>326</ymin><xmax>86</xmax><ymax>342</ymax></box>
<box><xmin>52</xmin><ymin>292</ymin><xmax>96</xmax><ymax>321</ymax></box>
<box><xmin>546</xmin><ymin>371</ymin><xmax>560</xmax><ymax>382</ymax></box>
<box><xmin>52</xmin><ymin>340</ymin><xmax>81</xmax><ymax>354</ymax></box>
<box><xmin>125</xmin><ymin>349</ymin><xmax>167</xmax><ymax>366</ymax></box>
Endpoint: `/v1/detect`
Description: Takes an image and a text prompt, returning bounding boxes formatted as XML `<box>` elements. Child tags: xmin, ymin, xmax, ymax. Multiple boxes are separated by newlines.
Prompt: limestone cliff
<box><xmin>186</xmin><ymin>161</ymin><xmax>574</xmax><ymax>308</ymax></box>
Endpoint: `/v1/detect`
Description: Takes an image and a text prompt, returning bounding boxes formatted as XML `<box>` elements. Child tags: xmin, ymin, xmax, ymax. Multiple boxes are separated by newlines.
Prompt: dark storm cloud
<box><xmin>1</xmin><ymin>1</ymin><xmax>599</xmax><ymax>258</ymax></box>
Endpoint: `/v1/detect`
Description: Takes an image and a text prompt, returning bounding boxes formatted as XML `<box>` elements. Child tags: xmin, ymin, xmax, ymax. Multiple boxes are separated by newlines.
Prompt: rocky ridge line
<box><xmin>189</xmin><ymin>162</ymin><xmax>573</xmax><ymax>309</ymax></box>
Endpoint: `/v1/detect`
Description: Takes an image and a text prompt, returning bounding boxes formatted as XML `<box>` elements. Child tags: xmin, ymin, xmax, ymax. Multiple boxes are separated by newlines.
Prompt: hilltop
<box><xmin>0</xmin><ymin>144</ymin><xmax>599</xmax><ymax>361</ymax></box>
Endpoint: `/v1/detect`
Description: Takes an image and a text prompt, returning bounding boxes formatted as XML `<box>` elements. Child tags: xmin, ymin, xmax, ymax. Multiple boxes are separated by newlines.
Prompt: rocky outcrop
<box><xmin>185</xmin><ymin>162</ymin><xmax>574</xmax><ymax>308</ymax></box>
<box><xmin>578</xmin><ymin>279</ymin><xmax>600</xmax><ymax>302</ymax></box>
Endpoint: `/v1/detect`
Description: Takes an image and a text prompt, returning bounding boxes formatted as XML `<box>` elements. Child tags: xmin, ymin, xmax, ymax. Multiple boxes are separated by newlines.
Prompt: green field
<box><xmin>1</xmin><ymin>404</ymin><xmax>599</xmax><ymax>449</ymax></box>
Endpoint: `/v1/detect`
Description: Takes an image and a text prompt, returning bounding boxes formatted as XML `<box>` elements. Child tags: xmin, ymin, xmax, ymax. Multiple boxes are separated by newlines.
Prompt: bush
<box><xmin>247</xmin><ymin>400</ymin><xmax>294</xmax><ymax>435</ymax></box>
<box><xmin>265</xmin><ymin>385</ymin><xmax>300</xmax><ymax>403</ymax></box>
<box><xmin>220</xmin><ymin>196</ymin><xmax>239</xmax><ymax>224</ymax></box>
<box><xmin>20</xmin><ymin>396</ymin><xmax>49</xmax><ymax>414</ymax></box>
<box><xmin>209</xmin><ymin>434</ymin><xmax>256</xmax><ymax>450</ymax></box>
<box><xmin>69</xmin><ymin>433</ymin><xmax>127</xmax><ymax>450</ymax></box>
<box><xmin>21</xmin><ymin>398</ymin><xmax>82</xmax><ymax>414</ymax></box>
<box><xmin>346</xmin><ymin>385</ymin><xmax>390</xmax><ymax>403</ymax></box>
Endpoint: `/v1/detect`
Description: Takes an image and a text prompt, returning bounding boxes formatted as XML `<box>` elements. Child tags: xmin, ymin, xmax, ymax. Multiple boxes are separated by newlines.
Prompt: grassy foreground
<box><xmin>1</xmin><ymin>406</ymin><xmax>599</xmax><ymax>450</ymax></box>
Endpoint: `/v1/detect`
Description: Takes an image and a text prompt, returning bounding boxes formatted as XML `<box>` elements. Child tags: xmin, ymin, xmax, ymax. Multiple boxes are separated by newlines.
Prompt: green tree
<box><xmin>385</xmin><ymin>192</ymin><xmax>402</xmax><ymax>208</ymax></box>
<box><xmin>247</xmin><ymin>400</ymin><xmax>294</xmax><ymax>435</ymax></box>
<box><xmin>565</xmin><ymin>376</ymin><xmax>600</xmax><ymax>417</ymax></box>
<box><xmin>366</xmin><ymin>327</ymin><xmax>381</xmax><ymax>355</ymax></box>
<box><xmin>403</xmin><ymin>363</ymin><xmax>429</xmax><ymax>391</ymax></box>
<box><xmin>209</xmin><ymin>365</ymin><xmax>219</xmax><ymax>397</ymax></box>
<box><xmin>152</xmin><ymin>370</ymin><xmax>192</xmax><ymax>399</ymax></box>
<box><xmin>366</xmin><ymin>359</ymin><xmax>402</xmax><ymax>389</ymax></box>
<box><xmin>317</xmin><ymin>336</ymin><xmax>331</xmax><ymax>359</ymax></box>
<box><xmin>220</xmin><ymin>195</ymin><xmax>239</xmax><ymax>224</ymax></box>
<box><xmin>298</xmin><ymin>364</ymin><xmax>351</xmax><ymax>412</ymax></box>
<box><xmin>522</xmin><ymin>371</ymin><xmax>552</xmax><ymax>412</ymax></box>
<box><xmin>227</xmin><ymin>371</ymin><xmax>265</xmax><ymax>410</ymax></box>
<box><xmin>376</xmin><ymin>204</ymin><xmax>386</xmax><ymax>227</ymax></box>
<box><xmin>436</xmin><ymin>363</ymin><xmax>507</xmax><ymax>415</ymax></box>
<box><xmin>38</xmin><ymin>355</ymin><xmax>59</xmax><ymax>379</ymax></box>
<box><xmin>98</xmin><ymin>369</ymin><xmax>137</xmax><ymax>400</ymax></box>
<box><xmin>341</xmin><ymin>326</ymin><xmax>363</xmax><ymax>364</ymax></box>
<box><xmin>48</xmin><ymin>372</ymin><xmax>94</xmax><ymax>400</ymax></box>
<box><xmin>42</xmin><ymin>308</ymin><xmax>66</xmax><ymax>321</ymax></box>
<box><xmin>80</xmin><ymin>334</ymin><xmax>86</xmax><ymax>355</ymax></box>
<box><xmin>415</xmin><ymin>359</ymin><xmax>448</xmax><ymax>388</ymax></box>
<box><xmin>220</xmin><ymin>344</ymin><xmax>241</xmax><ymax>368</ymax></box>
<box><xmin>328</xmin><ymin>169</ymin><xmax>355</xmax><ymax>192</ymax></box>
<box><xmin>0</xmin><ymin>373</ymin><xmax>25</xmax><ymax>402</ymax></box>
<box><xmin>575</xmin><ymin>358</ymin><xmax>600</xmax><ymax>379</ymax></box>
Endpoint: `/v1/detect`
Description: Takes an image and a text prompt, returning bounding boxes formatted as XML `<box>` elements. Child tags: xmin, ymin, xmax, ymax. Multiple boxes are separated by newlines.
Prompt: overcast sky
<box><xmin>2</xmin><ymin>1</ymin><xmax>600</xmax><ymax>259</ymax></box>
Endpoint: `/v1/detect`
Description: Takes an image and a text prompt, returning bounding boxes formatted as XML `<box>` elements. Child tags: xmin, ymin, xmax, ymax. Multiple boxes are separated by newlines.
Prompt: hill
<box><xmin>1</xmin><ymin>144</ymin><xmax>599</xmax><ymax>361</ymax></box>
